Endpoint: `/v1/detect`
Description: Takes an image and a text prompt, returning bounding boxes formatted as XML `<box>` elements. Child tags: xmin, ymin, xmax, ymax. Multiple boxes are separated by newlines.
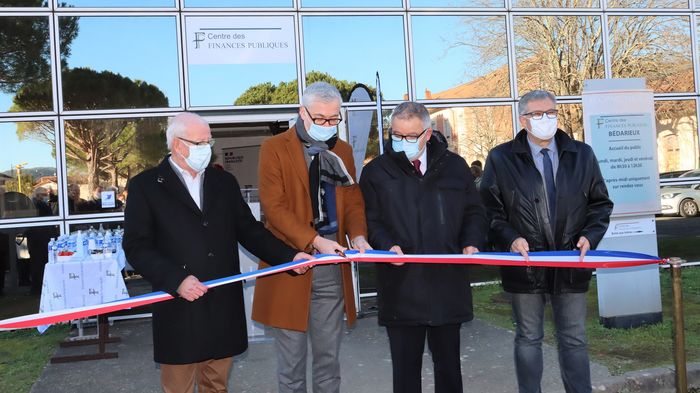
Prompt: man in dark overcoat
<box><xmin>359</xmin><ymin>101</ymin><xmax>486</xmax><ymax>393</ymax></box>
<box><xmin>123</xmin><ymin>112</ymin><xmax>310</xmax><ymax>393</ymax></box>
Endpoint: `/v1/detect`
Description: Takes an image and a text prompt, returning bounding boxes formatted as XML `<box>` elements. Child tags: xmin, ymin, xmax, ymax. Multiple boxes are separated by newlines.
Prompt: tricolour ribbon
<box><xmin>0</xmin><ymin>250</ymin><xmax>662</xmax><ymax>331</ymax></box>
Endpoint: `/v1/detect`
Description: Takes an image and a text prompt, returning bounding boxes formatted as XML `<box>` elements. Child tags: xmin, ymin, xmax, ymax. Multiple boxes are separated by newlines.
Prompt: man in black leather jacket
<box><xmin>480</xmin><ymin>90</ymin><xmax>613</xmax><ymax>393</ymax></box>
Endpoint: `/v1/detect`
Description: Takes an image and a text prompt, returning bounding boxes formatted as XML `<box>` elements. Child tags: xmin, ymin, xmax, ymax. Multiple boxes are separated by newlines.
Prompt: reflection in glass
<box><xmin>512</xmin><ymin>0</ymin><xmax>599</xmax><ymax>7</ymax></box>
<box><xmin>59</xmin><ymin>16</ymin><xmax>180</xmax><ymax>111</ymax></box>
<box><xmin>607</xmin><ymin>0</ymin><xmax>687</xmax><ymax>8</ymax></box>
<box><xmin>429</xmin><ymin>106</ymin><xmax>513</xmax><ymax>165</ymax></box>
<box><xmin>514</xmin><ymin>15</ymin><xmax>603</xmax><ymax>96</ymax></box>
<box><xmin>62</xmin><ymin>117</ymin><xmax>168</xmax><ymax>215</ymax></box>
<box><xmin>0</xmin><ymin>16</ymin><xmax>52</xmax><ymax>113</ymax></box>
<box><xmin>0</xmin><ymin>225</ymin><xmax>60</xmax><ymax>297</ymax></box>
<box><xmin>557</xmin><ymin>103</ymin><xmax>584</xmax><ymax>141</ymax></box>
<box><xmin>412</xmin><ymin>16</ymin><xmax>509</xmax><ymax>100</ymax></box>
<box><xmin>609</xmin><ymin>16</ymin><xmax>693</xmax><ymax>93</ymax></box>
<box><xmin>303</xmin><ymin>16</ymin><xmax>407</xmax><ymax>101</ymax></box>
<box><xmin>184</xmin><ymin>0</ymin><xmax>291</xmax><ymax>6</ymax></box>
<box><xmin>0</xmin><ymin>0</ymin><xmax>47</xmax><ymax>6</ymax></box>
<box><xmin>410</xmin><ymin>0</ymin><xmax>504</xmax><ymax>7</ymax></box>
<box><xmin>59</xmin><ymin>0</ymin><xmax>174</xmax><ymax>6</ymax></box>
<box><xmin>656</xmin><ymin>100</ymin><xmax>698</xmax><ymax>174</ymax></box>
<box><xmin>302</xmin><ymin>0</ymin><xmax>401</xmax><ymax>6</ymax></box>
<box><xmin>1</xmin><ymin>121</ymin><xmax>58</xmax><ymax>219</ymax></box>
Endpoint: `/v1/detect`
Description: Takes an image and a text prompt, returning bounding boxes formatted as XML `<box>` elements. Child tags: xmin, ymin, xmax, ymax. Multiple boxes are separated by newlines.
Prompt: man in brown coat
<box><xmin>252</xmin><ymin>82</ymin><xmax>370</xmax><ymax>393</ymax></box>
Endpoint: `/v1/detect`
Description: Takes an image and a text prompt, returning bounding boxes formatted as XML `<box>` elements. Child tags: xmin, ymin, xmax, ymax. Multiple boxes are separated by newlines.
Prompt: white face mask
<box><xmin>528</xmin><ymin>116</ymin><xmax>558</xmax><ymax>141</ymax></box>
<box><xmin>183</xmin><ymin>144</ymin><xmax>211</xmax><ymax>173</ymax></box>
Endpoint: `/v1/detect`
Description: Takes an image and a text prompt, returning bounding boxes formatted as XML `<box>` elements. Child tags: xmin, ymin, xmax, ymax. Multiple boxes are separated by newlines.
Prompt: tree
<box><xmin>0</xmin><ymin>5</ymin><xmax>78</xmax><ymax>110</ymax></box>
<box><xmin>4</xmin><ymin>174</ymin><xmax>34</xmax><ymax>196</ymax></box>
<box><xmin>13</xmin><ymin>68</ymin><xmax>169</xmax><ymax>190</ymax></box>
<box><xmin>234</xmin><ymin>71</ymin><xmax>378</xmax><ymax>105</ymax></box>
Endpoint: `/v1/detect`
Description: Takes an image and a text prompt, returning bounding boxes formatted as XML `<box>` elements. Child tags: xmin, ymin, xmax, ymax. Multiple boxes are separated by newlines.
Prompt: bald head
<box><xmin>166</xmin><ymin>112</ymin><xmax>211</xmax><ymax>151</ymax></box>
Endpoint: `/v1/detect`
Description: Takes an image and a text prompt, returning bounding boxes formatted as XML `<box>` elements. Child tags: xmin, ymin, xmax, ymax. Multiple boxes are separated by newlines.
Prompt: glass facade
<box><xmin>0</xmin><ymin>0</ymin><xmax>699</xmax><ymax>265</ymax></box>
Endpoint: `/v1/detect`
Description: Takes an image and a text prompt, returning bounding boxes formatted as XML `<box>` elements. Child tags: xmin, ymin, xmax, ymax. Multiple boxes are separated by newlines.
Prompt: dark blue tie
<box><xmin>541</xmin><ymin>148</ymin><xmax>556</xmax><ymax>230</ymax></box>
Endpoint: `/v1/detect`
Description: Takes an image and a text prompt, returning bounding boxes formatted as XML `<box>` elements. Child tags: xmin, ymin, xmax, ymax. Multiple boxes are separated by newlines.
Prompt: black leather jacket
<box><xmin>480</xmin><ymin>129</ymin><xmax>613</xmax><ymax>294</ymax></box>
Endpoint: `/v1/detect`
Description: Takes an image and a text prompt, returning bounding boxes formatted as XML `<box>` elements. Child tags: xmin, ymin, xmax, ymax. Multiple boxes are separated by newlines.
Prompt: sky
<box><xmin>1</xmin><ymin>13</ymin><xmax>498</xmax><ymax>112</ymax></box>
<box><xmin>0</xmin><ymin>122</ymin><xmax>55</xmax><ymax>172</ymax></box>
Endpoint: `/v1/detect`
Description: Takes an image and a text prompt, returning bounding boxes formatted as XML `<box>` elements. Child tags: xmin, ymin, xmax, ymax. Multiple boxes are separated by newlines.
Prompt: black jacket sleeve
<box><xmin>359</xmin><ymin>166</ymin><xmax>396</xmax><ymax>251</ymax></box>
<box><xmin>459</xmin><ymin>161</ymin><xmax>487</xmax><ymax>250</ymax></box>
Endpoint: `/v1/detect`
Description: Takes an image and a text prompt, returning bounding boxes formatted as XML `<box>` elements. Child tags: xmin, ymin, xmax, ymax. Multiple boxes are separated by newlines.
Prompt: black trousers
<box><xmin>386</xmin><ymin>324</ymin><xmax>463</xmax><ymax>393</ymax></box>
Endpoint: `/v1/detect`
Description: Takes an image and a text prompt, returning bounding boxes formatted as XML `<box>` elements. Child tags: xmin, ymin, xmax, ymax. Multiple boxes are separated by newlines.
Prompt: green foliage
<box><xmin>234</xmin><ymin>70</ymin><xmax>378</xmax><ymax>106</ymax></box>
<box><xmin>472</xmin><ymin>266</ymin><xmax>700</xmax><ymax>375</ymax></box>
<box><xmin>0</xmin><ymin>324</ymin><xmax>70</xmax><ymax>393</ymax></box>
<box><xmin>4</xmin><ymin>174</ymin><xmax>34</xmax><ymax>195</ymax></box>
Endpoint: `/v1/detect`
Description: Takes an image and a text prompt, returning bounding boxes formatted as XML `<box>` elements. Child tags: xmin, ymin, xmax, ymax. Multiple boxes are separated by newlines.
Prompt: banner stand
<box><xmin>583</xmin><ymin>78</ymin><xmax>663</xmax><ymax>328</ymax></box>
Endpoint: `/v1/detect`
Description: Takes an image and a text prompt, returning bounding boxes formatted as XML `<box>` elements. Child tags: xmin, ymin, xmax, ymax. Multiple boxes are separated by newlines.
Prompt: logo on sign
<box><xmin>194</xmin><ymin>32</ymin><xmax>206</xmax><ymax>49</ymax></box>
<box><xmin>69</xmin><ymin>273</ymin><xmax>80</xmax><ymax>280</ymax></box>
<box><xmin>53</xmin><ymin>292</ymin><xmax>62</xmax><ymax>299</ymax></box>
<box><xmin>89</xmin><ymin>288</ymin><xmax>99</xmax><ymax>295</ymax></box>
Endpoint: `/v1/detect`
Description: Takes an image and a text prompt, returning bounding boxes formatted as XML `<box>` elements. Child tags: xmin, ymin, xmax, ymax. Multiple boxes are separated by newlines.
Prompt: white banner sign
<box><xmin>185</xmin><ymin>16</ymin><xmax>296</xmax><ymax>65</ymax></box>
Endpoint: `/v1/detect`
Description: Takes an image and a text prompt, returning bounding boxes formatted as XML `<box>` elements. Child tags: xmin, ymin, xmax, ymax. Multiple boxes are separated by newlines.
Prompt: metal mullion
<box><xmin>59</xmin><ymin>111</ymin><xmax>178</xmax><ymax>121</ymax></box>
<box><xmin>175</xmin><ymin>12</ymin><xmax>187</xmax><ymax>111</ymax></box>
<box><xmin>405</xmin><ymin>12</ymin><xmax>415</xmax><ymax>101</ymax></box>
<box><xmin>601</xmin><ymin>11</ymin><xmax>612</xmax><ymax>79</ymax></box>
<box><xmin>424</xmin><ymin>101</ymin><xmax>516</xmax><ymax>110</ymax></box>
<box><xmin>295</xmin><ymin>11</ymin><xmax>305</xmax><ymax>104</ymax></box>
<box><xmin>187</xmin><ymin>103</ymin><xmax>302</xmax><ymax>112</ymax></box>
<box><xmin>690</xmin><ymin>12</ymin><xmax>699</xmax><ymax>95</ymax></box>
<box><xmin>406</xmin><ymin>7</ymin><xmax>509</xmax><ymax>12</ymax></box>
<box><xmin>0</xmin><ymin>220</ymin><xmax>63</xmax><ymax>230</ymax></box>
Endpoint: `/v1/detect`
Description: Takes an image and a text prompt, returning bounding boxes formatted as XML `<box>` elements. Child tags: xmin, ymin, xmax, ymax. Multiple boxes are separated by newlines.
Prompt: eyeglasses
<box><xmin>389</xmin><ymin>128</ymin><xmax>428</xmax><ymax>143</ymax></box>
<box><xmin>178</xmin><ymin>136</ymin><xmax>216</xmax><ymax>147</ymax></box>
<box><xmin>304</xmin><ymin>107</ymin><xmax>342</xmax><ymax>126</ymax></box>
<box><xmin>522</xmin><ymin>110</ymin><xmax>558</xmax><ymax>120</ymax></box>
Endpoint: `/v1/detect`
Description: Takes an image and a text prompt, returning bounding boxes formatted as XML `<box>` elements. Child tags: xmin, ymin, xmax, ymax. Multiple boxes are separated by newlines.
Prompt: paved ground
<box><xmin>30</xmin><ymin>316</ymin><xmax>611</xmax><ymax>393</ymax></box>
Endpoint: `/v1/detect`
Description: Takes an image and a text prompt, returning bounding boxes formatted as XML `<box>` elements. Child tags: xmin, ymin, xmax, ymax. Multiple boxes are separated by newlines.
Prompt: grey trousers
<box><xmin>270</xmin><ymin>264</ymin><xmax>345</xmax><ymax>393</ymax></box>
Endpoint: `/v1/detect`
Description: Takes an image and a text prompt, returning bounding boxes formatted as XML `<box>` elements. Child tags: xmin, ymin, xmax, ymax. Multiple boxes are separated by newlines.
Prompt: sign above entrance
<box><xmin>185</xmin><ymin>16</ymin><xmax>296</xmax><ymax>65</ymax></box>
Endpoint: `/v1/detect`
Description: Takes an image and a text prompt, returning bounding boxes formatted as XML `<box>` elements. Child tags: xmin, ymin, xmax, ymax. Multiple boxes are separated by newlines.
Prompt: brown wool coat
<box><xmin>251</xmin><ymin>127</ymin><xmax>367</xmax><ymax>331</ymax></box>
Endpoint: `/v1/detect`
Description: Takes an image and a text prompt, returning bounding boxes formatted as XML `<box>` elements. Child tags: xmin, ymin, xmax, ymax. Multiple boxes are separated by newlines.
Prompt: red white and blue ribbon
<box><xmin>0</xmin><ymin>250</ymin><xmax>662</xmax><ymax>331</ymax></box>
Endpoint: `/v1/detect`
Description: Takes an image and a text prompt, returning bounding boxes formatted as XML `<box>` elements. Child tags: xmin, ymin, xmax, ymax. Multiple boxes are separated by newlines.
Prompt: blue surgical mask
<box><xmin>307</xmin><ymin>123</ymin><xmax>337</xmax><ymax>142</ymax></box>
<box><xmin>184</xmin><ymin>144</ymin><xmax>211</xmax><ymax>173</ymax></box>
<box><xmin>392</xmin><ymin>139</ymin><xmax>424</xmax><ymax>161</ymax></box>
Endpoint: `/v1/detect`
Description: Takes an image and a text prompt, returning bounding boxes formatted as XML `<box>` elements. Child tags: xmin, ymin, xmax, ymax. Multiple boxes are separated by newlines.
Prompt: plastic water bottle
<box><xmin>76</xmin><ymin>230</ymin><xmax>86</xmax><ymax>259</ymax></box>
<box><xmin>103</xmin><ymin>231</ymin><xmax>113</xmax><ymax>257</ymax></box>
<box><xmin>114</xmin><ymin>228</ymin><xmax>123</xmax><ymax>254</ymax></box>
<box><xmin>67</xmin><ymin>234</ymin><xmax>77</xmax><ymax>253</ymax></box>
<box><xmin>95</xmin><ymin>231</ymin><xmax>104</xmax><ymax>258</ymax></box>
<box><xmin>88</xmin><ymin>230</ymin><xmax>97</xmax><ymax>256</ymax></box>
<box><xmin>48</xmin><ymin>238</ymin><xmax>56</xmax><ymax>264</ymax></box>
<box><xmin>56</xmin><ymin>235</ymin><xmax>66</xmax><ymax>254</ymax></box>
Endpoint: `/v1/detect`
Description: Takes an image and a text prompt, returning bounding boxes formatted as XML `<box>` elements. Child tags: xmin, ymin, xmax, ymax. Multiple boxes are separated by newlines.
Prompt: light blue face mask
<box><xmin>392</xmin><ymin>139</ymin><xmax>424</xmax><ymax>161</ymax></box>
<box><xmin>308</xmin><ymin>123</ymin><xmax>337</xmax><ymax>142</ymax></box>
<box><xmin>184</xmin><ymin>144</ymin><xmax>212</xmax><ymax>172</ymax></box>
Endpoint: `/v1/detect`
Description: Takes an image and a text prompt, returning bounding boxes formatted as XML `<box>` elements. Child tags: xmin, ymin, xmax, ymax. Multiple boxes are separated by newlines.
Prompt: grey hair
<box><xmin>518</xmin><ymin>90</ymin><xmax>557</xmax><ymax>115</ymax></box>
<box><xmin>165</xmin><ymin>112</ymin><xmax>209</xmax><ymax>150</ymax></box>
<box><xmin>390</xmin><ymin>101</ymin><xmax>431</xmax><ymax>129</ymax></box>
<box><xmin>301</xmin><ymin>82</ymin><xmax>342</xmax><ymax>107</ymax></box>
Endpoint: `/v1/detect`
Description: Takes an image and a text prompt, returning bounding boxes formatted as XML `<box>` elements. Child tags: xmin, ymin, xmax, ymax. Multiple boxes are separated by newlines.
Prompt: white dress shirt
<box><xmin>169</xmin><ymin>157</ymin><xmax>204</xmax><ymax>210</ymax></box>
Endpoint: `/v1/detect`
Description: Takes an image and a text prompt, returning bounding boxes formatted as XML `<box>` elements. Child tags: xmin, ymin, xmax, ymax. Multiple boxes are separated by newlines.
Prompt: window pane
<box><xmin>412</xmin><ymin>15</ymin><xmax>509</xmax><ymax>100</ymax></box>
<box><xmin>609</xmin><ymin>16</ymin><xmax>694</xmax><ymax>93</ymax></box>
<box><xmin>0</xmin><ymin>224</ymin><xmax>60</xmax><ymax>299</ymax></box>
<box><xmin>1</xmin><ymin>121</ymin><xmax>58</xmax><ymax>219</ymax></box>
<box><xmin>410</xmin><ymin>0</ymin><xmax>505</xmax><ymax>7</ymax></box>
<box><xmin>656</xmin><ymin>100</ymin><xmax>698</xmax><ymax>175</ymax></box>
<box><xmin>0</xmin><ymin>0</ymin><xmax>47</xmax><ymax>6</ymax></box>
<box><xmin>513</xmin><ymin>0</ymin><xmax>600</xmax><ymax>7</ymax></box>
<box><xmin>185</xmin><ymin>16</ymin><xmax>298</xmax><ymax>107</ymax></box>
<box><xmin>557</xmin><ymin>103</ymin><xmax>584</xmax><ymax>141</ymax></box>
<box><xmin>59</xmin><ymin>16</ymin><xmax>180</xmax><ymax>111</ymax></box>
<box><xmin>303</xmin><ymin>16</ymin><xmax>407</xmax><ymax>101</ymax></box>
<box><xmin>514</xmin><ymin>15</ymin><xmax>604</xmax><ymax>96</ymax></box>
<box><xmin>0</xmin><ymin>16</ymin><xmax>53</xmax><ymax>113</ymax></box>
<box><xmin>64</xmin><ymin>117</ymin><xmax>168</xmax><ymax>215</ymax></box>
<box><xmin>184</xmin><ymin>0</ymin><xmax>292</xmax><ymax>6</ymax></box>
<box><xmin>429</xmin><ymin>105</ymin><xmax>513</xmax><ymax>164</ymax></box>
<box><xmin>59</xmin><ymin>0</ymin><xmax>174</xmax><ymax>6</ymax></box>
<box><xmin>607</xmin><ymin>0</ymin><xmax>687</xmax><ymax>8</ymax></box>
<box><xmin>301</xmin><ymin>0</ymin><xmax>401</xmax><ymax>6</ymax></box>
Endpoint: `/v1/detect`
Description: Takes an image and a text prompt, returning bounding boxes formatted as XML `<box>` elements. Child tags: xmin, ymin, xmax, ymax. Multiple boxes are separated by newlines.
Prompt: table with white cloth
<box><xmin>39</xmin><ymin>255</ymin><xmax>130</xmax><ymax>363</ymax></box>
